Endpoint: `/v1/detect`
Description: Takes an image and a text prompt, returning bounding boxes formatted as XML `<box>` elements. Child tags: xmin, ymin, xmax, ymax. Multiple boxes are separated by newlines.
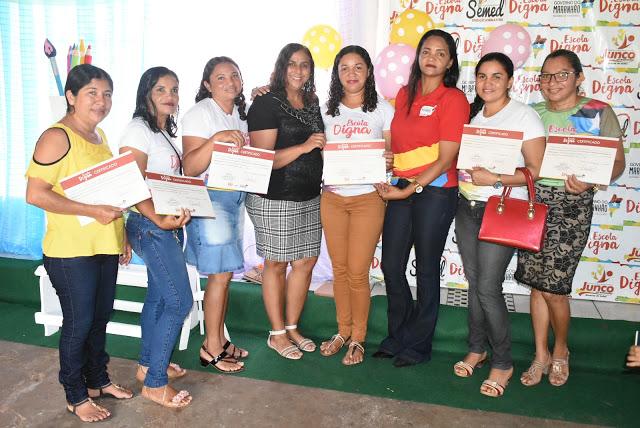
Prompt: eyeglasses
<box><xmin>539</xmin><ymin>71</ymin><xmax>578</xmax><ymax>83</ymax></box>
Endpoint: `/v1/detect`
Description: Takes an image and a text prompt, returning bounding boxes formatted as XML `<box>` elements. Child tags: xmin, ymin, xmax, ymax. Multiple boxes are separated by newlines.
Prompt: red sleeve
<box><xmin>439</xmin><ymin>89</ymin><xmax>470</xmax><ymax>143</ymax></box>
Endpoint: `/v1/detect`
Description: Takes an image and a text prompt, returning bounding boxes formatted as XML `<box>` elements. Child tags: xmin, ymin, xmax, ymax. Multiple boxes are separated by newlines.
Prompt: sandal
<box><xmin>342</xmin><ymin>341</ymin><xmax>365</xmax><ymax>366</ymax></box>
<box><xmin>136</xmin><ymin>363</ymin><xmax>187</xmax><ymax>383</ymax></box>
<box><xmin>549</xmin><ymin>352</ymin><xmax>570</xmax><ymax>387</ymax></box>
<box><xmin>88</xmin><ymin>382</ymin><xmax>134</xmax><ymax>400</ymax></box>
<box><xmin>480</xmin><ymin>378</ymin><xmax>510</xmax><ymax>398</ymax></box>
<box><xmin>199</xmin><ymin>345</ymin><xmax>244</xmax><ymax>373</ymax></box>
<box><xmin>453</xmin><ymin>352</ymin><xmax>488</xmax><ymax>378</ymax></box>
<box><xmin>520</xmin><ymin>356</ymin><xmax>551</xmax><ymax>387</ymax></box>
<box><xmin>285</xmin><ymin>324</ymin><xmax>316</xmax><ymax>352</ymax></box>
<box><xmin>223</xmin><ymin>340</ymin><xmax>249</xmax><ymax>360</ymax></box>
<box><xmin>320</xmin><ymin>333</ymin><xmax>350</xmax><ymax>357</ymax></box>
<box><xmin>66</xmin><ymin>398</ymin><xmax>111</xmax><ymax>422</ymax></box>
<box><xmin>141</xmin><ymin>385</ymin><xmax>192</xmax><ymax>409</ymax></box>
<box><xmin>267</xmin><ymin>329</ymin><xmax>303</xmax><ymax>360</ymax></box>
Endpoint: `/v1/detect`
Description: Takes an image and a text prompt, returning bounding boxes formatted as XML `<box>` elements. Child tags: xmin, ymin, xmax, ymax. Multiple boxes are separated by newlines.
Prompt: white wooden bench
<box><xmin>34</xmin><ymin>263</ymin><xmax>205</xmax><ymax>350</ymax></box>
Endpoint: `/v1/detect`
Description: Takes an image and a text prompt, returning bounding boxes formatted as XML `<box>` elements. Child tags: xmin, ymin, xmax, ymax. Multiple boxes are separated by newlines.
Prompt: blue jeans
<box><xmin>455</xmin><ymin>196</ymin><xmax>514</xmax><ymax>370</ymax></box>
<box><xmin>43</xmin><ymin>254</ymin><xmax>118</xmax><ymax>405</ymax></box>
<box><xmin>126</xmin><ymin>211</ymin><xmax>193</xmax><ymax>388</ymax></box>
<box><xmin>379</xmin><ymin>182</ymin><xmax>458</xmax><ymax>363</ymax></box>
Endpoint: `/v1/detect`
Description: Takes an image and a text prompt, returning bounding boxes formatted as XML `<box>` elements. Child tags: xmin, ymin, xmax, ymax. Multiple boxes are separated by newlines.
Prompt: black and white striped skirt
<box><xmin>245</xmin><ymin>194</ymin><xmax>321</xmax><ymax>262</ymax></box>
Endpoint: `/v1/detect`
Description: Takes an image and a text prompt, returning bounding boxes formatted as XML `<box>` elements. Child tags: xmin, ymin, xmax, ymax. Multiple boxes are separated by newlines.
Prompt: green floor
<box><xmin>1</xmin><ymin>258</ymin><xmax>638</xmax><ymax>426</ymax></box>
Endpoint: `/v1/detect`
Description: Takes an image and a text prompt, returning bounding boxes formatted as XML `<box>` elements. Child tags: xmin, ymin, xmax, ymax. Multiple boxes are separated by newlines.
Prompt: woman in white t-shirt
<box><xmin>318</xmin><ymin>45</ymin><xmax>394</xmax><ymax>365</ymax></box>
<box><xmin>119</xmin><ymin>67</ymin><xmax>192</xmax><ymax>408</ymax></box>
<box><xmin>452</xmin><ymin>53</ymin><xmax>545</xmax><ymax>397</ymax></box>
<box><xmin>181</xmin><ymin>57</ymin><xmax>248</xmax><ymax>374</ymax></box>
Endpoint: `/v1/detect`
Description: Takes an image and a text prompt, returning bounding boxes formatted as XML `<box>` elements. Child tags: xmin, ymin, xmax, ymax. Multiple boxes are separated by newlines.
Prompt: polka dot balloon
<box><xmin>480</xmin><ymin>24</ymin><xmax>532</xmax><ymax>68</ymax></box>
<box><xmin>302</xmin><ymin>25</ymin><xmax>342</xmax><ymax>70</ymax></box>
<box><xmin>390</xmin><ymin>9</ymin><xmax>435</xmax><ymax>48</ymax></box>
<box><xmin>374</xmin><ymin>43</ymin><xmax>415</xmax><ymax>99</ymax></box>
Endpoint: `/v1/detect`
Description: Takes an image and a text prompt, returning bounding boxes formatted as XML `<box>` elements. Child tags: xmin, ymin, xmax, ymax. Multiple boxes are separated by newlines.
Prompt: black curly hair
<box><xmin>326</xmin><ymin>45</ymin><xmax>378</xmax><ymax>117</ymax></box>
<box><xmin>132</xmin><ymin>66</ymin><xmax>179</xmax><ymax>137</ymax></box>
<box><xmin>194</xmin><ymin>56</ymin><xmax>247</xmax><ymax>120</ymax></box>
<box><xmin>405</xmin><ymin>29</ymin><xmax>460</xmax><ymax>115</ymax></box>
<box><xmin>469</xmin><ymin>52</ymin><xmax>514</xmax><ymax>121</ymax></box>
<box><xmin>269</xmin><ymin>43</ymin><xmax>317</xmax><ymax>106</ymax></box>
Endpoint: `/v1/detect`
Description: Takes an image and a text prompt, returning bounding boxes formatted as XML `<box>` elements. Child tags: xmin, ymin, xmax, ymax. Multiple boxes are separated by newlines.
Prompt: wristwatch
<box><xmin>493</xmin><ymin>175</ymin><xmax>503</xmax><ymax>190</ymax></box>
<box><xmin>413</xmin><ymin>181</ymin><xmax>424</xmax><ymax>194</ymax></box>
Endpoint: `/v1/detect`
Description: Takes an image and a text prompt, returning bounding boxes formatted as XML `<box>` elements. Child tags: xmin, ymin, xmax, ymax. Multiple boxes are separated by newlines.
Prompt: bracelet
<box><xmin>592</xmin><ymin>184</ymin><xmax>599</xmax><ymax>192</ymax></box>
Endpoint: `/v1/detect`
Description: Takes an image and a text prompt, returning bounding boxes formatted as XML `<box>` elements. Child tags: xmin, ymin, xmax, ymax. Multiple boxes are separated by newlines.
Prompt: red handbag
<box><xmin>478</xmin><ymin>167</ymin><xmax>548</xmax><ymax>252</ymax></box>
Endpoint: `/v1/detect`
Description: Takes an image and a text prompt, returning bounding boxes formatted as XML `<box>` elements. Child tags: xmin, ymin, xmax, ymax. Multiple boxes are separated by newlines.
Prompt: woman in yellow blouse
<box><xmin>26</xmin><ymin>64</ymin><xmax>133</xmax><ymax>422</ymax></box>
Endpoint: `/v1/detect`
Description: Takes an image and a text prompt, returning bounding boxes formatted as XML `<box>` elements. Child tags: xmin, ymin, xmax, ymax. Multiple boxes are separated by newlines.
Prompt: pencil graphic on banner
<box><xmin>43</xmin><ymin>38</ymin><xmax>64</xmax><ymax>96</ymax></box>
<box><xmin>79</xmin><ymin>39</ymin><xmax>85</xmax><ymax>64</ymax></box>
<box><xmin>71</xmin><ymin>44</ymin><xmax>80</xmax><ymax>68</ymax></box>
<box><xmin>84</xmin><ymin>45</ymin><xmax>92</xmax><ymax>65</ymax></box>
<box><xmin>67</xmin><ymin>45</ymin><xmax>72</xmax><ymax>74</ymax></box>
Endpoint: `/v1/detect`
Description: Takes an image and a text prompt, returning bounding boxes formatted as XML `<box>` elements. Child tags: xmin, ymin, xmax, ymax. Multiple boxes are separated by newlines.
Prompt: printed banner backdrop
<box><xmin>366</xmin><ymin>0</ymin><xmax>640</xmax><ymax>304</ymax></box>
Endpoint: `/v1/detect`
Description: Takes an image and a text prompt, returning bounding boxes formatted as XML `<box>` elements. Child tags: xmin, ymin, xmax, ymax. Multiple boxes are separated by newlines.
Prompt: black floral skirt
<box><xmin>515</xmin><ymin>184</ymin><xmax>595</xmax><ymax>295</ymax></box>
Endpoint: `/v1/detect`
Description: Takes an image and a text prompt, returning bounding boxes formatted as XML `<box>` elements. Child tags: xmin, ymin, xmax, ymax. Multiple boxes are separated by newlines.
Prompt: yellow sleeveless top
<box><xmin>25</xmin><ymin>123</ymin><xmax>124</xmax><ymax>257</ymax></box>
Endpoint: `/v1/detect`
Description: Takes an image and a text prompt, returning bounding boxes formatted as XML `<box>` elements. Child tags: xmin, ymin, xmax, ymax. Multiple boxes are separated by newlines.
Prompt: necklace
<box><xmin>272</xmin><ymin>95</ymin><xmax>322</xmax><ymax>133</ymax></box>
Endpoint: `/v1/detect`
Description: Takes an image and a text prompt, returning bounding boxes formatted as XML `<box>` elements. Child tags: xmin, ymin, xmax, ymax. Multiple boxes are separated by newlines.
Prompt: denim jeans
<box><xmin>126</xmin><ymin>211</ymin><xmax>193</xmax><ymax>388</ymax></box>
<box><xmin>379</xmin><ymin>183</ymin><xmax>458</xmax><ymax>363</ymax></box>
<box><xmin>43</xmin><ymin>254</ymin><xmax>118</xmax><ymax>405</ymax></box>
<box><xmin>455</xmin><ymin>196</ymin><xmax>514</xmax><ymax>369</ymax></box>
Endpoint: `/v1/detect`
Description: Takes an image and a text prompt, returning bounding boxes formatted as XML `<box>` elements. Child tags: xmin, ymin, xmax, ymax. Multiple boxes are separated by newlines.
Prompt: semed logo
<box><xmin>466</xmin><ymin>0</ymin><xmax>506</xmax><ymax>21</ymax></box>
<box><xmin>576</xmin><ymin>265</ymin><xmax>615</xmax><ymax>297</ymax></box>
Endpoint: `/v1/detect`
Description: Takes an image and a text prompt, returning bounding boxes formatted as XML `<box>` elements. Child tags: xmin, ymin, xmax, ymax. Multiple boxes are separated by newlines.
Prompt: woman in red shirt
<box><xmin>374</xmin><ymin>29</ymin><xmax>469</xmax><ymax>367</ymax></box>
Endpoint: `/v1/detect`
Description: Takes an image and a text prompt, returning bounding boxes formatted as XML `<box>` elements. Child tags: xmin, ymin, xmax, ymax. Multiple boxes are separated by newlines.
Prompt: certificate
<box><xmin>457</xmin><ymin>125</ymin><xmax>524</xmax><ymax>175</ymax></box>
<box><xmin>539</xmin><ymin>134</ymin><xmax>618</xmax><ymax>185</ymax></box>
<box><xmin>207</xmin><ymin>143</ymin><xmax>275</xmax><ymax>194</ymax></box>
<box><xmin>60</xmin><ymin>151</ymin><xmax>150</xmax><ymax>226</ymax></box>
<box><xmin>323</xmin><ymin>139</ymin><xmax>386</xmax><ymax>185</ymax></box>
<box><xmin>146</xmin><ymin>172</ymin><xmax>215</xmax><ymax>217</ymax></box>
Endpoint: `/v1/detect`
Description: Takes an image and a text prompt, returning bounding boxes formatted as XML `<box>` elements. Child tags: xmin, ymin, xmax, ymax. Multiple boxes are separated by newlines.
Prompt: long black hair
<box><xmin>405</xmin><ymin>29</ymin><xmax>460</xmax><ymax>115</ymax></box>
<box><xmin>194</xmin><ymin>56</ymin><xmax>247</xmax><ymax>120</ymax></box>
<box><xmin>270</xmin><ymin>43</ymin><xmax>317</xmax><ymax>106</ymax></box>
<box><xmin>469</xmin><ymin>52</ymin><xmax>514</xmax><ymax>120</ymax></box>
<box><xmin>64</xmin><ymin>64</ymin><xmax>113</xmax><ymax>114</ymax></box>
<box><xmin>326</xmin><ymin>45</ymin><xmax>378</xmax><ymax>117</ymax></box>
<box><xmin>541</xmin><ymin>49</ymin><xmax>584</xmax><ymax>95</ymax></box>
<box><xmin>133</xmin><ymin>66</ymin><xmax>179</xmax><ymax>137</ymax></box>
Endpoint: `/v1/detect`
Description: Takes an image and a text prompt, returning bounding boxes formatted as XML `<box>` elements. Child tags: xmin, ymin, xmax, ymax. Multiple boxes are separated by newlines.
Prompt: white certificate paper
<box><xmin>539</xmin><ymin>134</ymin><xmax>619</xmax><ymax>185</ymax></box>
<box><xmin>323</xmin><ymin>139</ymin><xmax>386</xmax><ymax>185</ymax></box>
<box><xmin>207</xmin><ymin>142</ymin><xmax>275</xmax><ymax>194</ymax></box>
<box><xmin>60</xmin><ymin>151</ymin><xmax>150</xmax><ymax>226</ymax></box>
<box><xmin>457</xmin><ymin>125</ymin><xmax>524</xmax><ymax>175</ymax></box>
<box><xmin>146</xmin><ymin>172</ymin><xmax>215</xmax><ymax>217</ymax></box>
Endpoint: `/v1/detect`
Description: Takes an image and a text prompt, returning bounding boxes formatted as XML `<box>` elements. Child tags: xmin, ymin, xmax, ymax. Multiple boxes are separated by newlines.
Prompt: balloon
<box><xmin>390</xmin><ymin>9</ymin><xmax>435</xmax><ymax>48</ymax></box>
<box><xmin>302</xmin><ymin>25</ymin><xmax>342</xmax><ymax>70</ymax></box>
<box><xmin>481</xmin><ymin>24</ymin><xmax>532</xmax><ymax>69</ymax></box>
<box><xmin>374</xmin><ymin>43</ymin><xmax>415</xmax><ymax>100</ymax></box>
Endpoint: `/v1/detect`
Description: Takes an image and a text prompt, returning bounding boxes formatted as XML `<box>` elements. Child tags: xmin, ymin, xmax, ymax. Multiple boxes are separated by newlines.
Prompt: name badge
<box><xmin>419</xmin><ymin>105</ymin><xmax>436</xmax><ymax>117</ymax></box>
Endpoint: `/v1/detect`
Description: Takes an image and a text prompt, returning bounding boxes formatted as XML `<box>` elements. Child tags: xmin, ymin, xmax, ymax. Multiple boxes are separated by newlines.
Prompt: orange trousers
<box><xmin>320</xmin><ymin>190</ymin><xmax>385</xmax><ymax>342</ymax></box>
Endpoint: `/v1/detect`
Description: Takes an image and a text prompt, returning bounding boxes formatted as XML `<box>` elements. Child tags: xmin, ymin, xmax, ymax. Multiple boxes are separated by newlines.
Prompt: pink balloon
<box><xmin>480</xmin><ymin>24</ymin><xmax>532</xmax><ymax>69</ymax></box>
<box><xmin>374</xmin><ymin>43</ymin><xmax>415</xmax><ymax>99</ymax></box>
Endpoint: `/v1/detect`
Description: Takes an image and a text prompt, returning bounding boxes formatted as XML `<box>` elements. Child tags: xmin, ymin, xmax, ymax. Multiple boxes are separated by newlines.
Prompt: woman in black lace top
<box><xmin>246</xmin><ymin>43</ymin><xmax>324</xmax><ymax>360</ymax></box>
